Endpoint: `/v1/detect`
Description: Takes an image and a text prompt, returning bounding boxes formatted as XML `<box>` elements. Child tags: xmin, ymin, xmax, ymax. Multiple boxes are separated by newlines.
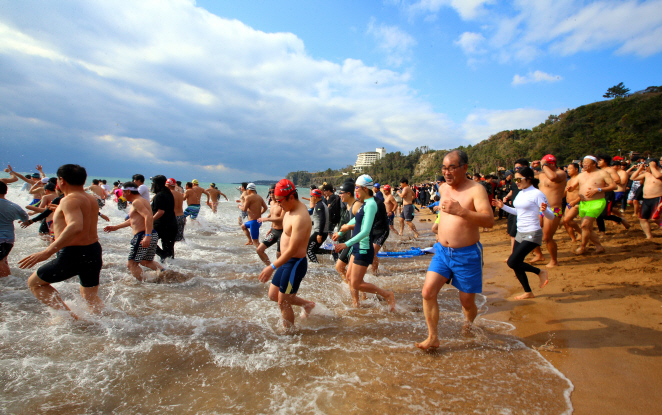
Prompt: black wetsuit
<box><xmin>151</xmin><ymin>189</ymin><xmax>178</xmax><ymax>261</ymax></box>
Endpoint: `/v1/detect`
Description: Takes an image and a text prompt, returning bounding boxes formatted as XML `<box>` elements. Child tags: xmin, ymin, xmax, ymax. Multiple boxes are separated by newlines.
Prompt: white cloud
<box><xmin>462</xmin><ymin>108</ymin><xmax>554</xmax><ymax>143</ymax></box>
<box><xmin>367</xmin><ymin>19</ymin><xmax>417</xmax><ymax>66</ymax></box>
<box><xmin>512</xmin><ymin>70</ymin><xmax>562</xmax><ymax>85</ymax></box>
<box><xmin>0</xmin><ymin>0</ymin><xmax>461</xmax><ymax>180</ymax></box>
<box><xmin>404</xmin><ymin>0</ymin><xmax>494</xmax><ymax>20</ymax></box>
<box><xmin>455</xmin><ymin>32</ymin><xmax>486</xmax><ymax>54</ymax></box>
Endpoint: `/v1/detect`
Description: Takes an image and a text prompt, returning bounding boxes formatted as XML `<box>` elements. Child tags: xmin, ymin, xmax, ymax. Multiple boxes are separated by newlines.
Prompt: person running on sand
<box><xmin>206</xmin><ymin>183</ymin><xmax>228</xmax><ymax>213</ymax></box>
<box><xmin>241</xmin><ymin>183</ymin><xmax>268</xmax><ymax>247</ymax></box>
<box><xmin>183</xmin><ymin>179</ymin><xmax>210</xmax><ymax>221</ymax></box>
<box><xmin>630</xmin><ymin>159</ymin><xmax>662</xmax><ymax>239</ymax></box>
<box><xmin>166</xmin><ymin>178</ymin><xmax>186</xmax><ymax>243</ymax></box>
<box><xmin>416</xmin><ymin>150</ymin><xmax>494</xmax><ymax>351</ymax></box>
<box><xmin>536</xmin><ymin>154</ymin><xmax>567</xmax><ymax>267</ymax></box>
<box><xmin>397</xmin><ymin>178</ymin><xmax>419</xmax><ymax>238</ymax></box>
<box><xmin>0</xmin><ymin>181</ymin><xmax>30</xmax><ymax>277</ymax></box>
<box><xmin>104</xmin><ymin>182</ymin><xmax>164</xmax><ymax>281</ymax></box>
<box><xmin>563</xmin><ymin>163</ymin><xmax>582</xmax><ymax>242</ymax></box>
<box><xmin>567</xmin><ymin>156</ymin><xmax>617</xmax><ymax>255</ymax></box>
<box><xmin>256</xmin><ymin>184</ymin><xmax>285</xmax><ymax>265</ymax></box>
<box><xmin>494</xmin><ymin>167</ymin><xmax>553</xmax><ymax>299</ymax></box>
<box><xmin>258</xmin><ymin>179</ymin><xmax>315</xmax><ymax>329</ymax></box>
<box><xmin>595</xmin><ymin>154</ymin><xmax>630</xmax><ymax>236</ymax></box>
<box><xmin>19</xmin><ymin>164</ymin><xmax>104</xmax><ymax>319</ymax></box>
<box><xmin>333</xmin><ymin>175</ymin><xmax>395</xmax><ymax>311</ymax></box>
<box><xmin>382</xmin><ymin>185</ymin><xmax>399</xmax><ymax>236</ymax></box>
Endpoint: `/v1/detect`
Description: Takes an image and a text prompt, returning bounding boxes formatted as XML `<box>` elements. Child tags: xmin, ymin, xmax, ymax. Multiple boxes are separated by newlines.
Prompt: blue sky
<box><xmin>1</xmin><ymin>0</ymin><xmax>661</xmax><ymax>182</ymax></box>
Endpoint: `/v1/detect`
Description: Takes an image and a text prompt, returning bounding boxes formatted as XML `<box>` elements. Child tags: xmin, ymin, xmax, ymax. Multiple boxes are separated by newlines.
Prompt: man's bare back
<box><xmin>170</xmin><ymin>188</ymin><xmax>184</xmax><ymax>216</ymax></box>
<box><xmin>185</xmin><ymin>186</ymin><xmax>209</xmax><ymax>205</ymax></box>
<box><xmin>51</xmin><ymin>192</ymin><xmax>99</xmax><ymax>245</ymax></box>
<box><xmin>87</xmin><ymin>184</ymin><xmax>106</xmax><ymax>200</ymax></box>
<box><xmin>243</xmin><ymin>193</ymin><xmax>267</xmax><ymax>221</ymax></box>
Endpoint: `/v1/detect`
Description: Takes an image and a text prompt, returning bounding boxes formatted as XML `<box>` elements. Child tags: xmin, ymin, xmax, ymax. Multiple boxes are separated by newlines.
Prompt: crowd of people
<box><xmin>1</xmin><ymin>149</ymin><xmax>660</xmax><ymax>348</ymax></box>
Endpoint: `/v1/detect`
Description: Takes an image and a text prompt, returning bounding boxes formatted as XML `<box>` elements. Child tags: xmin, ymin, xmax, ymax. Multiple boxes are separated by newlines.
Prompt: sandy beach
<box><xmin>412</xmin><ymin>208</ymin><xmax>662</xmax><ymax>414</ymax></box>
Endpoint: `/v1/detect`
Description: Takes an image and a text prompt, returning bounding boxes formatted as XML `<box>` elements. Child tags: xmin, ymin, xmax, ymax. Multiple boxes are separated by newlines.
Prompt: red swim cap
<box><xmin>311</xmin><ymin>189</ymin><xmax>322</xmax><ymax>197</ymax></box>
<box><xmin>274</xmin><ymin>179</ymin><xmax>296</xmax><ymax>198</ymax></box>
<box><xmin>542</xmin><ymin>154</ymin><xmax>556</xmax><ymax>164</ymax></box>
<box><xmin>166</xmin><ymin>178</ymin><xmax>176</xmax><ymax>186</ymax></box>
<box><xmin>383</xmin><ymin>185</ymin><xmax>391</xmax><ymax>191</ymax></box>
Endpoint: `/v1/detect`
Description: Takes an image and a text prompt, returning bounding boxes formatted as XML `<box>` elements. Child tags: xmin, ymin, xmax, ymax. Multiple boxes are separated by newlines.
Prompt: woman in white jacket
<box><xmin>493</xmin><ymin>167</ymin><xmax>554</xmax><ymax>299</ymax></box>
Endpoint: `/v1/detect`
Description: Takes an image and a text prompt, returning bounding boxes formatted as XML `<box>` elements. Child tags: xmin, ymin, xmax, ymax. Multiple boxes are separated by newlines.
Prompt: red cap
<box><xmin>613</xmin><ymin>156</ymin><xmax>624</xmax><ymax>161</ymax></box>
<box><xmin>311</xmin><ymin>189</ymin><xmax>322</xmax><ymax>197</ymax></box>
<box><xmin>274</xmin><ymin>179</ymin><xmax>296</xmax><ymax>198</ymax></box>
<box><xmin>383</xmin><ymin>184</ymin><xmax>391</xmax><ymax>191</ymax></box>
<box><xmin>166</xmin><ymin>178</ymin><xmax>176</xmax><ymax>186</ymax></box>
<box><xmin>542</xmin><ymin>154</ymin><xmax>556</xmax><ymax>164</ymax></box>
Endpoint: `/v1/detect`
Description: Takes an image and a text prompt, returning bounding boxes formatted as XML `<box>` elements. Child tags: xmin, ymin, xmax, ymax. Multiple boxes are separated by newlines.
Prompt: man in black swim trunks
<box><xmin>19</xmin><ymin>164</ymin><xmax>104</xmax><ymax>319</ymax></box>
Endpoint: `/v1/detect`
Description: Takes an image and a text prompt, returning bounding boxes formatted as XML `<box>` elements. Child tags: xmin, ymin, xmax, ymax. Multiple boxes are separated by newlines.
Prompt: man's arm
<box><xmin>10</xmin><ymin>170</ymin><xmax>33</xmax><ymax>184</ymax></box>
<box><xmin>260</xmin><ymin>198</ymin><xmax>268</xmax><ymax>216</ymax></box>
<box><xmin>36</xmin><ymin>165</ymin><xmax>46</xmax><ymax>179</ymax></box>
<box><xmin>541</xmin><ymin>164</ymin><xmax>566</xmax><ymax>182</ymax></box>
<box><xmin>1</xmin><ymin>169</ymin><xmax>18</xmax><ymax>184</ymax></box>
<box><xmin>444</xmin><ymin>186</ymin><xmax>495</xmax><ymax>228</ymax></box>
<box><xmin>218</xmin><ymin>191</ymin><xmax>228</xmax><ymax>201</ymax></box>
<box><xmin>649</xmin><ymin>162</ymin><xmax>662</xmax><ymax>180</ymax></box>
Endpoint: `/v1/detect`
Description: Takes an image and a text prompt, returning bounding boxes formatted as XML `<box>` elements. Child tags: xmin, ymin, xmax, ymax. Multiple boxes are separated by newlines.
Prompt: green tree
<box><xmin>603</xmin><ymin>82</ymin><xmax>630</xmax><ymax>99</ymax></box>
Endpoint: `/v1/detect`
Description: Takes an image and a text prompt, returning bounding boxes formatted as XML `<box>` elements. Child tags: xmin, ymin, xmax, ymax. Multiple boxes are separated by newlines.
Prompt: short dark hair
<box><xmin>186</xmin><ymin>182</ymin><xmax>193</xmax><ymax>188</ymax></box>
<box><xmin>122</xmin><ymin>181</ymin><xmax>140</xmax><ymax>194</ymax></box>
<box><xmin>596</xmin><ymin>153</ymin><xmax>612</xmax><ymax>165</ymax></box>
<box><xmin>514</xmin><ymin>158</ymin><xmax>529</xmax><ymax>167</ymax></box>
<box><xmin>446</xmin><ymin>150</ymin><xmax>469</xmax><ymax>166</ymax></box>
<box><xmin>473</xmin><ymin>173</ymin><xmax>481</xmax><ymax>178</ymax></box>
<box><xmin>92</xmin><ymin>179</ymin><xmax>100</xmax><ymax>185</ymax></box>
<box><xmin>102</xmin><ymin>179</ymin><xmax>107</xmax><ymax>184</ymax></box>
<box><xmin>176</xmin><ymin>181</ymin><xmax>181</xmax><ymax>186</ymax></box>
<box><xmin>0</xmin><ymin>181</ymin><xmax>7</xmax><ymax>195</ymax></box>
<box><xmin>44</xmin><ymin>183</ymin><xmax>56</xmax><ymax>191</ymax></box>
<box><xmin>570</xmin><ymin>162</ymin><xmax>580</xmax><ymax>170</ymax></box>
<box><xmin>57</xmin><ymin>164</ymin><xmax>87</xmax><ymax>186</ymax></box>
<box><xmin>48</xmin><ymin>177</ymin><xmax>57</xmax><ymax>185</ymax></box>
<box><xmin>132</xmin><ymin>174</ymin><xmax>145</xmax><ymax>183</ymax></box>
<box><xmin>322</xmin><ymin>184</ymin><xmax>334</xmax><ymax>192</ymax></box>
<box><xmin>400</xmin><ymin>177</ymin><xmax>408</xmax><ymax>184</ymax></box>
<box><xmin>241</xmin><ymin>182</ymin><xmax>248</xmax><ymax>189</ymax></box>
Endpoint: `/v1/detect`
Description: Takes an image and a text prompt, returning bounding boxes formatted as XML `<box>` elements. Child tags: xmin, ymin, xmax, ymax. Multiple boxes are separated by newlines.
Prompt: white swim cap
<box><xmin>355</xmin><ymin>174</ymin><xmax>374</xmax><ymax>188</ymax></box>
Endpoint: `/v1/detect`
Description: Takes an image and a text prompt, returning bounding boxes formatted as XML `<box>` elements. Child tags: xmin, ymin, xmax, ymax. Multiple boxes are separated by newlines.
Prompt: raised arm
<box><xmin>541</xmin><ymin>164</ymin><xmax>566</xmax><ymax>182</ymax></box>
<box><xmin>650</xmin><ymin>161</ymin><xmax>662</xmax><ymax>180</ymax></box>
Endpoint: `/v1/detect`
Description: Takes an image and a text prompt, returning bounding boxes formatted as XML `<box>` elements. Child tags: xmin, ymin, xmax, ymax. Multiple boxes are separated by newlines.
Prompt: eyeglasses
<box><xmin>274</xmin><ymin>195</ymin><xmax>289</xmax><ymax>203</ymax></box>
<box><xmin>513</xmin><ymin>178</ymin><xmax>523</xmax><ymax>183</ymax></box>
<box><xmin>441</xmin><ymin>164</ymin><xmax>464</xmax><ymax>173</ymax></box>
<box><xmin>514</xmin><ymin>166</ymin><xmax>523</xmax><ymax>170</ymax></box>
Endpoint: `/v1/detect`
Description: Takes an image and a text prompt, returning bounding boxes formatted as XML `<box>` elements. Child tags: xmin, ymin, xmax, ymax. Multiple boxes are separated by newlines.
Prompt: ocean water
<box><xmin>0</xmin><ymin>182</ymin><xmax>573</xmax><ymax>414</ymax></box>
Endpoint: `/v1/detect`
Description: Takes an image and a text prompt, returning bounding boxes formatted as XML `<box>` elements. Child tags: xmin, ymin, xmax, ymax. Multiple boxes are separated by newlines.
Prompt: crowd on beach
<box><xmin>1</xmin><ymin>149</ymin><xmax>660</xmax><ymax>350</ymax></box>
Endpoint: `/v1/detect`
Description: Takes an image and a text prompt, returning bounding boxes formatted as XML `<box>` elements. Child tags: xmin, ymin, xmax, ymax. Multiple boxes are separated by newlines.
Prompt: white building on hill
<box><xmin>353</xmin><ymin>147</ymin><xmax>386</xmax><ymax>173</ymax></box>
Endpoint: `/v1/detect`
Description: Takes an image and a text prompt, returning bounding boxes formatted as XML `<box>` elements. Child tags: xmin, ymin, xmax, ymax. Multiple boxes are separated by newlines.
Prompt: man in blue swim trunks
<box><xmin>183</xmin><ymin>180</ymin><xmax>209</xmax><ymax>221</ymax></box>
<box><xmin>415</xmin><ymin>150</ymin><xmax>495</xmax><ymax>351</ymax></box>
<box><xmin>241</xmin><ymin>183</ymin><xmax>268</xmax><ymax>248</ymax></box>
<box><xmin>259</xmin><ymin>179</ymin><xmax>315</xmax><ymax>329</ymax></box>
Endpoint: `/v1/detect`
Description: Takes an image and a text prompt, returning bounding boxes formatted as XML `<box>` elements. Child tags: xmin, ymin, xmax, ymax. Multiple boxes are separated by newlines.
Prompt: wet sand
<box><xmin>418</xmin><ymin>210</ymin><xmax>662</xmax><ymax>414</ymax></box>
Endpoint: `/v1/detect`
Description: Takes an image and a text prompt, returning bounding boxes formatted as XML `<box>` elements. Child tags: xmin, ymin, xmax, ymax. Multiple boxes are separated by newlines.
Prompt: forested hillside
<box><xmin>287</xmin><ymin>88</ymin><xmax>662</xmax><ymax>186</ymax></box>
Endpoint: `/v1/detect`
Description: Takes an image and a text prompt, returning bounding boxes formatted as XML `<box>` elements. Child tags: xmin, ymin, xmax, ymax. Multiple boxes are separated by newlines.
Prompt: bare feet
<box><xmin>574</xmin><ymin>247</ymin><xmax>586</xmax><ymax>255</ymax></box>
<box><xmin>514</xmin><ymin>292</ymin><xmax>535</xmax><ymax>300</ymax></box>
<box><xmin>244</xmin><ymin>241</ymin><xmax>252</xmax><ymax>246</ymax></box>
<box><xmin>415</xmin><ymin>336</ymin><xmax>440</xmax><ymax>350</ymax></box>
<box><xmin>529</xmin><ymin>254</ymin><xmax>546</xmax><ymax>264</ymax></box>
<box><xmin>538</xmin><ymin>269</ymin><xmax>549</xmax><ymax>288</ymax></box>
<box><xmin>300</xmin><ymin>302</ymin><xmax>315</xmax><ymax>318</ymax></box>
<box><xmin>622</xmin><ymin>218</ymin><xmax>631</xmax><ymax>230</ymax></box>
<box><xmin>414</xmin><ymin>231</ymin><xmax>420</xmax><ymax>239</ymax></box>
<box><xmin>594</xmin><ymin>246</ymin><xmax>605</xmax><ymax>254</ymax></box>
<box><xmin>385</xmin><ymin>291</ymin><xmax>396</xmax><ymax>312</ymax></box>
<box><xmin>545</xmin><ymin>260</ymin><xmax>558</xmax><ymax>268</ymax></box>
<box><xmin>371</xmin><ymin>257</ymin><xmax>379</xmax><ymax>274</ymax></box>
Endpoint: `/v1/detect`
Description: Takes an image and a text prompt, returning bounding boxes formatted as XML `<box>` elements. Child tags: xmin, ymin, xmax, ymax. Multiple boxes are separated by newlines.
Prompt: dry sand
<box><xmin>411</xmin><ymin>209</ymin><xmax>662</xmax><ymax>414</ymax></box>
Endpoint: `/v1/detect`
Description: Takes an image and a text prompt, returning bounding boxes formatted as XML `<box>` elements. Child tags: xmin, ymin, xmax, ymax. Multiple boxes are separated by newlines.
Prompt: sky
<box><xmin>1</xmin><ymin>0</ymin><xmax>661</xmax><ymax>182</ymax></box>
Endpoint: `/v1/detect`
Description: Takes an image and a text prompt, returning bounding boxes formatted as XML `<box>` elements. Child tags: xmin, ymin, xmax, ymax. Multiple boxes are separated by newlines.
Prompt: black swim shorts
<box><xmin>373</xmin><ymin>230</ymin><xmax>389</xmax><ymax>247</ymax></box>
<box><xmin>262</xmin><ymin>228</ymin><xmax>283</xmax><ymax>252</ymax></box>
<box><xmin>37</xmin><ymin>242</ymin><xmax>103</xmax><ymax>288</ymax></box>
<box><xmin>640</xmin><ymin>197</ymin><xmax>662</xmax><ymax>220</ymax></box>
<box><xmin>400</xmin><ymin>204</ymin><xmax>414</xmax><ymax>222</ymax></box>
<box><xmin>0</xmin><ymin>242</ymin><xmax>13</xmax><ymax>261</ymax></box>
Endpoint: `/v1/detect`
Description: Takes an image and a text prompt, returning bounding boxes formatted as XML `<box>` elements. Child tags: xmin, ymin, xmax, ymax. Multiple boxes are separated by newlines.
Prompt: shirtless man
<box><xmin>615</xmin><ymin>161</ymin><xmax>631</xmax><ymax>213</ymax></box>
<box><xmin>563</xmin><ymin>163</ymin><xmax>582</xmax><ymax>242</ymax></box>
<box><xmin>175</xmin><ymin>181</ymin><xmax>184</xmax><ymax>194</ymax></box>
<box><xmin>236</xmin><ymin>182</ymin><xmax>248</xmax><ymax>225</ymax></box>
<box><xmin>86</xmin><ymin>179</ymin><xmax>108</xmax><ymax>209</ymax></box>
<box><xmin>166</xmin><ymin>178</ymin><xmax>186</xmax><ymax>242</ymax></box>
<box><xmin>183</xmin><ymin>179</ymin><xmax>210</xmax><ymax>221</ymax></box>
<box><xmin>1</xmin><ymin>167</ymin><xmax>18</xmax><ymax>184</ymax></box>
<box><xmin>256</xmin><ymin>185</ymin><xmax>285</xmax><ymax>265</ymax></box>
<box><xmin>630</xmin><ymin>159</ymin><xmax>662</xmax><ymax>239</ymax></box>
<box><xmin>104</xmin><ymin>182</ymin><xmax>163</xmax><ymax>281</ymax></box>
<box><xmin>595</xmin><ymin>154</ymin><xmax>630</xmax><ymax>235</ymax></box>
<box><xmin>206</xmin><ymin>183</ymin><xmax>228</xmax><ymax>214</ymax></box>
<box><xmin>18</xmin><ymin>164</ymin><xmax>104</xmax><ymax>319</ymax></box>
<box><xmin>536</xmin><ymin>154</ymin><xmax>567</xmax><ymax>267</ymax></box>
<box><xmin>567</xmin><ymin>156</ymin><xmax>617</xmax><ymax>255</ymax></box>
<box><xmin>416</xmin><ymin>150</ymin><xmax>494</xmax><ymax>350</ymax></box>
<box><xmin>398</xmin><ymin>178</ymin><xmax>419</xmax><ymax>238</ymax></box>
<box><xmin>241</xmin><ymin>183</ymin><xmax>268</xmax><ymax>247</ymax></box>
<box><xmin>383</xmin><ymin>185</ymin><xmax>399</xmax><ymax>235</ymax></box>
<box><xmin>258</xmin><ymin>179</ymin><xmax>315</xmax><ymax>329</ymax></box>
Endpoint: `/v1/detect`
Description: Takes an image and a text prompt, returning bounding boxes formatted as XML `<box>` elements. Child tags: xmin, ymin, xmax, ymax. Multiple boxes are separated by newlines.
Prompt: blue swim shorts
<box><xmin>184</xmin><ymin>204</ymin><xmax>201</xmax><ymax>219</ymax></box>
<box><xmin>244</xmin><ymin>219</ymin><xmax>261</xmax><ymax>240</ymax></box>
<box><xmin>272</xmin><ymin>257</ymin><xmax>308</xmax><ymax>294</ymax></box>
<box><xmin>427</xmin><ymin>242</ymin><xmax>483</xmax><ymax>294</ymax></box>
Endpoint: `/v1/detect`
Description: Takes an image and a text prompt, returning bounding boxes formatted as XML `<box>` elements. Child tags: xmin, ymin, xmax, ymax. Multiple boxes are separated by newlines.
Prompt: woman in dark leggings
<box><xmin>493</xmin><ymin>167</ymin><xmax>554</xmax><ymax>299</ymax></box>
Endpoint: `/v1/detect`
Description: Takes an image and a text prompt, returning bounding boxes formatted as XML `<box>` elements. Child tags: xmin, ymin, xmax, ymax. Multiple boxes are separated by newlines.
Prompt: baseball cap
<box><xmin>542</xmin><ymin>154</ymin><xmax>557</xmax><ymax>164</ymax></box>
<box><xmin>166</xmin><ymin>178</ymin><xmax>176</xmax><ymax>186</ymax></box>
<box><xmin>311</xmin><ymin>189</ymin><xmax>322</xmax><ymax>197</ymax></box>
<box><xmin>274</xmin><ymin>179</ymin><xmax>296</xmax><ymax>198</ymax></box>
<box><xmin>192</xmin><ymin>179</ymin><xmax>199</xmax><ymax>185</ymax></box>
<box><xmin>505</xmin><ymin>170</ymin><xmax>514</xmax><ymax>177</ymax></box>
<box><xmin>373</xmin><ymin>182</ymin><xmax>380</xmax><ymax>189</ymax></box>
<box><xmin>247</xmin><ymin>183</ymin><xmax>256</xmax><ymax>191</ymax></box>
<box><xmin>41</xmin><ymin>177</ymin><xmax>49</xmax><ymax>184</ymax></box>
<box><xmin>355</xmin><ymin>174</ymin><xmax>374</xmax><ymax>188</ymax></box>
